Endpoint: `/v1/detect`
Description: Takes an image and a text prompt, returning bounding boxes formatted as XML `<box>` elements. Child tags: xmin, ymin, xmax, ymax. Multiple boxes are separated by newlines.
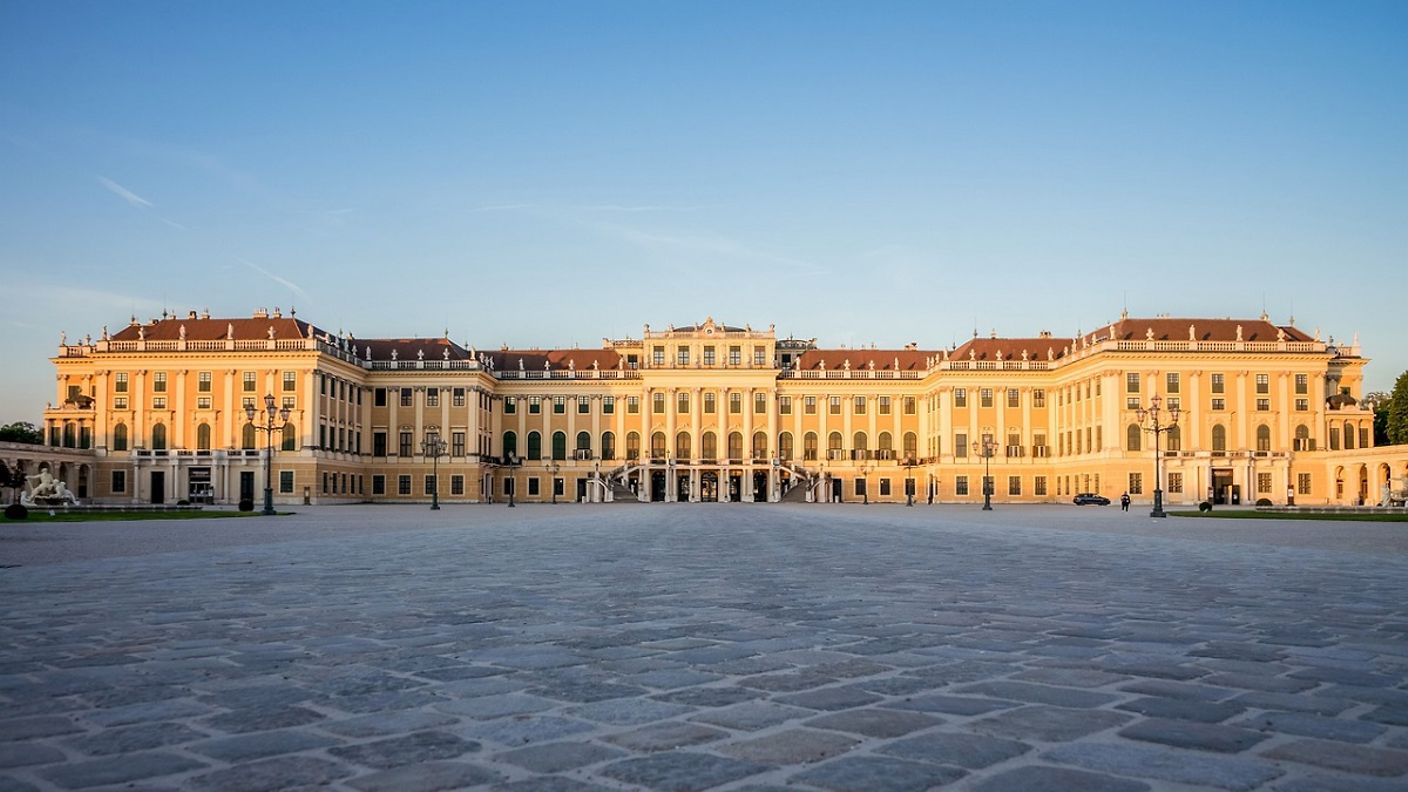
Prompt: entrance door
<box><xmin>576</xmin><ymin>478</ymin><xmax>588</xmax><ymax>502</ymax></box>
<box><xmin>677</xmin><ymin>473</ymin><xmax>691</xmax><ymax>502</ymax></box>
<box><xmin>1211</xmin><ymin>469</ymin><xmax>1233</xmax><ymax>505</ymax></box>
<box><xmin>831</xmin><ymin>478</ymin><xmax>843</xmax><ymax>502</ymax></box>
<box><xmin>650</xmin><ymin>472</ymin><xmax>666</xmax><ymax>502</ymax></box>
<box><xmin>150</xmin><ymin>471</ymin><xmax>165</xmax><ymax>504</ymax></box>
<box><xmin>239</xmin><ymin>471</ymin><xmax>255</xmax><ymax>504</ymax></box>
<box><xmin>753</xmin><ymin>472</ymin><xmax>768</xmax><ymax>502</ymax></box>
<box><xmin>728</xmin><ymin>474</ymin><xmax>742</xmax><ymax>502</ymax></box>
<box><xmin>701</xmin><ymin>472</ymin><xmax>718</xmax><ymax>502</ymax></box>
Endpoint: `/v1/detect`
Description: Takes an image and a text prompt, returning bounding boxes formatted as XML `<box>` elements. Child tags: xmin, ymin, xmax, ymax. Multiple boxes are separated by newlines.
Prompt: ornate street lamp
<box><xmin>1136</xmin><ymin>394</ymin><xmax>1181</xmax><ymax>518</ymax></box>
<box><xmin>245</xmin><ymin>393</ymin><xmax>291</xmax><ymax>516</ymax></box>
<box><xmin>422</xmin><ymin>434</ymin><xmax>447</xmax><ymax>510</ymax></box>
<box><xmin>548</xmin><ymin>460</ymin><xmax>561</xmax><ymax>504</ymax></box>
<box><xmin>903</xmin><ymin>456</ymin><xmax>918</xmax><ymax>507</ymax></box>
<box><xmin>973</xmin><ymin>435</ymin><xmax>997</xmax><ymax>511</ymax></box>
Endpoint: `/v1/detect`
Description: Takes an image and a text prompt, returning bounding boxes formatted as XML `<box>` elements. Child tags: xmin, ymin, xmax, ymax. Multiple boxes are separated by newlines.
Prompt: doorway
<box><xmin>239</xmin><ymin>471</ymin><xmax>255</xmax><ymax>504</ymax></box>
<box><xmin>1211</xmin><ymin>469</ymin><xmax>1233</xmax><ymax>505</ymax></box>
<box><xmin>650</xmin><ymin>472</ymin><xmax>666</xmax><ymax>502</ymax></box>
<box><xmin>576</xmin><ymin>478</ymin><xmax>588</xmax><ymax>502</ymax></box>
<box><xmin>830</xmin><ymin>478</ymin><xmax>843</xmax><ymax>503</ymax></box>
<box><xmin>701</xmin><ymin>471</ymin><xmax>719</xmax><ymax>502</ymax></box>
<box><xmin>150</xmin><ymin>471</ymin><xmax>165</xmax><ymax>504</ymax></box>
<box><xmin>753</xmin><ymin>472</ymin><xmax>768</xmax><ymax>502</ymax></box>
<box><xmin>677</xmin><ymin>473</ymin><xmax>691</xmax><ymax>502</ymax></box>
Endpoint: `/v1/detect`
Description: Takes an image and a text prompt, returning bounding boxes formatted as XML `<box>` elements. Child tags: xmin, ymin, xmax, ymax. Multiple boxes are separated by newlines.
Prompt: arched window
<box><xmin>1212</xmin><ymin>424</ymin><xmax>1227</xmax><ymax>452</ymax></box>
<box><xmin>650</xmin><ymin>432</ymin><xmax>666</xmax><ymax>459</ymax></box>
<box><xmin>196</xmin><ymin>423</ymin><xmax>212</xmax><ymax>450</ymax></box>
<box><xmin>1256</xmin><ymin>424</ymin><xmax>1272</xmax><ymax>452</ymax></box>
<box><xmin>576</xmin><ymin>431</ymin><xmax>591</xmax><ymax>453</ymax></box>
<box><xmin>804</xmin><ymin>431</ymin><xmax>818</xmax><ymax>460</ymax></box>
<box><xmin>281</xmin><ymin>422</ymin><xmax>297</xmax><ymax>451</ymax></box>
<box><xmin>779</xmin><ymin>431</ymin><xmax>794</xmax><ymax>460</ymax></box>
<box><xmin>903</xmin><ymin>432</ymin><xmax>918</xmax><ymax>459</ymax></box>
<box><xmin>752</xmin><ymin>431</ymin><xmax>767</xmax><ymax>459</ymax></box>
<box><xmin>152</xmin><ymin>423</ymin><xmax>168</xmax><ymax>451</ymax></box>
<box><xmin>625</xmin><ymin>431</ymin><xmax>640</xmax><ymax>459</ymax></box>
<box><xmin>1294</xmin><ymin>424</ymin><xmax>1309</xmax><ymax>450</ymax></box>
<box><xmin>62</xmin><ymin>422</ymin><xmax>76</xmax><ymax>448</ymax></box>
<box><xmin>551</xmin><ymin>431</ymin><xmax>567</xmax><ymax>460</ymax></box>
<box><xmin>1166</xmin><ymin>424</ymin><xmax>1181</xmax><ymax>452</ymax></box>
<box><xmin>878</xmin><ymin>432</ymin><xmax>892</xmax><ymax>452</ymax></box>
<box><xmin>1344</xmin><ymin>420</ymin><xmax>1355</xmax><ymax>450</ymax></box>
<box><xmin>701</xmin><ymin>431</ymin><xmax>717</xmax><ymax>460</ymax></box>
<box><xmin>601</xmin><ymin>431</ymin><xmax>615</xmax><ymax>460</ymax></box>
<box><xmin>727</xmin><ymin>431</ymin><xmax>743</xmax><ymax>460</ymax></box>
<box><xmin>503</xmin><ymin>431</ymin><xmax>518</xmax><ymax>459</ymax></box>
<box><xmin>854</xmin><ymin>432</ymin><xmax>868</xmax><ymax>453</ymax></box>
<box><xmin>113</xmin><ymin>423</ymin><xmax>128</xmax><ymax>451</ymax></box>
<box><xmin>527</xmin><ymin>431</ymin><xmax>542</xmax><ymax>460</ymax></box>
<box><xmin>828</xmin><ymin>432</ymin><xmax>843</xmax><ymax>459</ymax></box>
<box><xmin>1126</xmin><ymin>424</ymin><xmax>1141</xmax><ymax>452</ymax></box>
<box><xmin>240</xmin><ymin>423</ymin><xmax>255</xmax><ymax>449</ymax></box>
<box><xmin>676</xmin><ymin>431</ymin><xmax>691</xmax><ymax>460</ymax></box>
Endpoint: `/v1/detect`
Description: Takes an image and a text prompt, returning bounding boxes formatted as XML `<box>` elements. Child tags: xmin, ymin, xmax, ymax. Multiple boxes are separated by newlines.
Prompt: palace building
<box><xmin>28</xmin><ymin>308</ymin><xmax>1408</xmax><ymax>508</ymax></box>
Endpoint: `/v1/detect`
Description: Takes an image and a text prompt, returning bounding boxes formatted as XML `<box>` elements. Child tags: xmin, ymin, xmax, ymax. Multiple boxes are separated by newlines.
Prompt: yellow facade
<box><xmin>34</xmin><ymin>309</ymin><xmax>1408</xmax><ymax>508</ymax></box>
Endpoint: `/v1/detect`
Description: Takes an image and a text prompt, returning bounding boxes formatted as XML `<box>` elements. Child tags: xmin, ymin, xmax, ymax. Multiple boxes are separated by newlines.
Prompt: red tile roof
<box><xmin>950</xmin><ymin>338</ymin><xmax>1068</xmax><ymax>362</ymax></box>
<box><xmin>487</xmin><ymin>349</ymin><xmax>623</xmax><ymax>371</ymax></box>
<box><xmin>1104</xmin><ymin>317</ymin><xmax>1311</xmax><ymax>343</ymax></box>
<box><xmin>362</xmin><ymin>337</ymin><xmax>469</xmax><ymax>361</ymax></box>
<box><xmin>795</xmin><ymin>349</ymin><xmax>933</xmax><ymax>371</ymax></box>
<box><xmin>112</xmin><ymin>316</ymin><xmax>323</xmax><ymax>342</ymax></box>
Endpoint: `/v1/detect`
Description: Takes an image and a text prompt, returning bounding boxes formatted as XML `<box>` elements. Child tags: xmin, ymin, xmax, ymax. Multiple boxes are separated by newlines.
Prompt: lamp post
<box><xmin>245</xmin><ymin>393</ymin><xmax>291</xmax><ymax>516</ymax></box>
<box><xmin>548</xmin><ymin>460</ymin><xmax>561</xmax><ymax>504</ymax></box>
<box><xmin>973</xmin><ymin>435</ymin><xmax>997</xmax><ymax>511</ymax></box>
<box><xmin>422</xmin><ymin>434</ymin><xmax>447</xmax><ymax>510</ymax></box>
<box><xmin>1136</xmin><ymin>394</ymin><xmax>1181</xmax><ymax>518</ymax></box>
<box><xmin>861</xmin><ymin>460</ymin><xmax>873</xmax><ymax>505</ymax></box>
<box><xmin>904</xmin><ymin>457</ymin><xmax>917</xmax><ymax>507</ymax></box>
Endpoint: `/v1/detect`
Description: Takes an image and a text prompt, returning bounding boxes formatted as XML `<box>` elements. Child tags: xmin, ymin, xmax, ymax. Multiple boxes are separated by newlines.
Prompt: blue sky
<box><xmin>1</xmin><ymin>1</ymin><xmax>1405</xmax><ymax>421</ymax></box>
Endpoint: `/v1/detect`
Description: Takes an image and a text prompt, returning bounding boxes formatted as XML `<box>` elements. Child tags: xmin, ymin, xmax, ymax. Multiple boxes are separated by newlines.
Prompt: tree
<box><xmin>0</xmin><ymin>422</ymin><xmax>42</xmax><ymax>445</ymax></box>
<box><xmin>1366</xmin><ymin>391</ymin><xmax>1391</xmax><ymax>446</ymax></box>
<box><xmin>1389</xmin><ymin>371</ymin><xmax>1408</xmax><ymax>447</ymax></box>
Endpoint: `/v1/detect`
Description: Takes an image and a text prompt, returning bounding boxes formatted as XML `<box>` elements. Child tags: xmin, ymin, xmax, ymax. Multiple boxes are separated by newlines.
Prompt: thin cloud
<box><xmin>97</xmin><ymin>176</ymin><xmax>153</xmax><ymax>207</ymax></box>
<box><xmin>234</xmin><ymin>256</ymin><xmax>308</xmax><ymax>301</ymax></box>
<box><xmin>468</xmin><ymin>203</ymin><xmax>533</xmax><ymax>213</ymax></box>
<box><xmin>574</xmin><ymin>204</ymin><xmax>704</xmax><ymax>213</ymax></box>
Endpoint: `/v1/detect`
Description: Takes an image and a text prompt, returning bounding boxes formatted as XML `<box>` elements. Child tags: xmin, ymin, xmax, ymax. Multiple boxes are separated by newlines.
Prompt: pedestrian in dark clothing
<box><xmin>1120</xmin><ymin>492</ymin><xmax>1131</xmax><ymax>512</ymax></box>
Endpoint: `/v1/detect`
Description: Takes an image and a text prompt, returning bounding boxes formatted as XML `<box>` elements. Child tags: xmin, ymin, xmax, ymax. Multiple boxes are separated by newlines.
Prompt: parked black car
<box><xmin>1072</xmin><ymin>493</ymin><xmax>1111</xmax><ymax>506</ymax></box>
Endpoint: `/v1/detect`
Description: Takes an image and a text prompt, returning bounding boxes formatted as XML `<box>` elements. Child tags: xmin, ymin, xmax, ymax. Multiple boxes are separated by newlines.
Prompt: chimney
<box><xmin>187</xmin><ymin>310</ymin><xmax>197</xmax><ymax>319</ymax></box>
<box><xmin>1039</xmin><ymin>330</ymin><xmax>1052</xmax><ymax>338</ymax></box>
<box><xmin>252</xmin><ymin>307</ymin><xmax>268</xmax><ymax>319</ymax></box>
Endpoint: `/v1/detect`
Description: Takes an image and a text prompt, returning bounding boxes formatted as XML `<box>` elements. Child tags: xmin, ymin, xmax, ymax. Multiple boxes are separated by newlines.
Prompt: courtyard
<box><xmin>1</xmin><ymin>504</ymin><xmax>1406</xmax><ymax>791</ymax></box>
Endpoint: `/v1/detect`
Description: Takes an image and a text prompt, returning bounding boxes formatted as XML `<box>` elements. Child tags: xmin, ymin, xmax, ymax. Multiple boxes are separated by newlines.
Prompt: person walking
<box><xmin>1120</xmin><ymin>491</ymin><xmax>1131</xmax><ymax>512</ymax></box>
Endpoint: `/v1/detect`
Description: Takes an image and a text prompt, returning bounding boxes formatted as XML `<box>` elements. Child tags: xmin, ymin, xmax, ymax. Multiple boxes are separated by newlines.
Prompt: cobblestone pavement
<box><xmin>2</xmin><ymin>504</ymin><xmax>1407</xmax><ymax>791</ymax></box>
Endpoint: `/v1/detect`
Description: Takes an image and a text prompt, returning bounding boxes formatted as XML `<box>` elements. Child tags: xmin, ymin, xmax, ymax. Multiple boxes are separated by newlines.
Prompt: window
<box><xmin>452</xmin><ymin>431</ymin><xmax>466</xmax><ymax>457</ymax></box>
<box><xmin>956</xmin><ymin>476</ymin><xmax>969</xmax><ymax>496</ymax></box>
<box><xmin>1126</xmin><ymin>397</ymin><xmax>1140</xmax><ymax>410</ymax></box>
<box><xmin>602</xmin><ymin>432</ymin><xmax>615</xmax><ymax>460</ymax></box>
<box><xmin>627</xmin><ymin>396</ymin><xmax>639</xmax><ymax>414</ymax></box>
<box><xmin>1211</xmin><ymin>398</ymin><xmax>1226</xmax><ymax>411</ymax></box>
<box><xmin>447</xmin><ymin>387</ymin><xmax>464</xmax><ymax>407</ymax></box>
<box><xmin>647</xmin><ymin>393</ymin><xmax>662</xmax><ymax>414</ymax></box>
<box><xmin>903</xmin><ymin>432</ymin><xmax>917</xmax><ymax>459</ymax></box>
<box><xmin>1034</xmin><ymin>476</ymin><xmax>1047</xmax><ymax>496</ymax></box>
<box><xmin>399</xmin><ymin>431</ymin><xmax>412</xmax><ymax>457</ymax></box>
<box><xmin>527</xmin><ymin>431</ymin><xmax>542</xmax><ymax>460</ymax></box>
<box><xmin>805</xmin><ymin>396</ymin><xmax>817</xmax><ymax>414</ymax></box>
<box><xmin>1166</xmin><ymin>373</ymin><xmax>1180</xmax><ymax>393</ymax></box>
<box><xmin>675</xmin><ymin>431</ymin><xmax>691</xmax><ymax>459</ymax></box>
<box><xmin>1128</xmin><ymin>472</ymin><xmax>1143</xmax><ymax>495</ymax></box>
<box><xmin>779</xmin><ymin>396</ymin><xmax>792</xmax><ymax>415</ymax></box>
<box><xmin>1295</xmin><ymin>374</ymin><xmax>1308</xmax><ymax>395</ymax></box>
<box><xmin>1008</xmin><ymin>476</ymin><xmax>1021</xmax><ymax>496</ymax></box>
<box><xmin>626</xmin><ymin>431</ymin><xmax>640</xmax><ymax>459</ymax></box>
<box><xmin>1255</xmin><ymin>472</ymin><xmax>1272</xmax><ymax>494</ymax></box>
<box><xmin>282</xmin><ymin>396</ymin><xmax>295</xmax><ymax>410</ymax></box>
<box><xmin>504</xmin><ymin>396</ymin><xmax>517</xmax><ymax>414</ymax></box>
<box><xmin>729</xmin><ymin>346</ymin><xmax>741</xmax><ymax>365</ymax></box>
<box><xmin>955</xmin><ymin>433</ymin><xmax>968</xmax><ymax>458</ymax></box>
<box><xmin>280</xmin><ymin>371</ymin><xmax>295</xmax><ymax>392</ymax></box>
<box><xmin>552</xmin><ymin>396</ymin><xmax>565</xmax><ymax>414</ymax></box>
<box><xmin>398</xmin><ymin>475</ymin><xmax>412</xmax><ymax>495</ymax></box>
<box><xmin>854</xmin><ymin>478</ymin><xmax>866</xmax><ymax>497</ymax></box>
<box><xmin>603</xmin><ymin>396</ymin><xmax>614</xmax><ymax>414</ymax></box>
<box><xmin>577</xmin><ymin>397</ymin><xmax>589</xmax><ymax>414</ymax></box>
<box><xmin>779</xmin><ymin>432</ymin><xmax>793</xmax><ymax>460</ymax></box>
<box><xmin>731</xmin><ymin>393</ymin><xmax>743</xmax><ymax>414</ymax></box>
<box><xmin>243</xmin><ymin>372</ymin><xmax>256</xmax><ymax>392</ymax></box>
<box><xmin>371</xmin><ymin>388</ymin><xmax>385</xmax><ymax>407</ymax></box>
<box><xmin>451</xmin><ymin>475</ymin><xmax>464</xmax><ymax>496</ymax></box>
<box><xmin>878</xmin><ymin>396</ymin><xmax>891</xmax><ymax>415</ymax></box>
<box><xmin>502</xmin><ymin>431</ymin><xmax>518</xmax><ymax>459</ymax></box>
<box><xmin>1166</xmin><ymin>425</ymin><xmax>1181</xmax><ymax>452</ymax></box>
<box><xmin>704</xmin><ymin>346</ymin><xmax>715</xmax><ymax>366</ymax></box>
<box><xmin>1166</xmin><ymin>397</ymin><xmax>1180</xmax><ymax>412</ymax></box>
<box><xmin>371</xmin><ymin>475</ymin><xmax>385</xmax><ymax>495</ymax></box>
<box><xmin>111</xmin><ymin>470</ymin><xmax>126</xmax><ymax>493</ymax></box>
<box><xmin>1256</xmin><ymin>398</ymin><xmax>1270</xmax><ymax>411</ymax></box>
<box><xmin>152</xmin><ymin>396</ymin><xmax>167</xmax><ymax>409</ymax></box>
<box><xmin>880</xmin><ymin>478</ymin><xmax>891</xmax><ymax>496</ymax></box>
<box><xmin>115</xmin><ymin>396</ymin><xmax>129</xmax><ymax>409</ymax></box>
<box><xmin>754</xmin><ymin>346</ymin><xmax>765</xmax><ymax>366</ymax></box>
<box><xmin>1295</xmin><ymin>398</ymin><xmax>1308</xmax><ymax>411</ymax></box>
<box><xmin>1360</xmin><ymin>427</ymin><xmax>1370</xmax><ymax>448</ymax></box>
<box><xmin>426</xmin><ymin>388</ymin><xmax>439</xmax><ymax>407</ymax></box>
<box><xmin>424</xmin><ymin>475</ymin><xmax>437</xmax><ymax>495</ymax></box>
<box><xmin>528</xmin><ymin>477</ymin><xmax>541</xmax><ymax>496</ymax></box>
<box><xmin>149</xmin><ymin>423</ymin><xmax>167</xmax><ymax>450</ymax></box>
<box><xmin>153</xmin><ymin>372</ymin><xmax>167</xmax><ymax>393</ymax></box>
<box><xmin>755</xmin><ymin>392</ymin><xmax>767</xmax><ymax>414</ymax></box>
<box><xmin>1168</xmin><ymin>472</ymin><xmax>1182</xmax><ymax>494</ymax></box>
<box><xmin>677</xmin><ymin>347</ymin><xmax>690</xmax><ymax>366</ymax></box>
<box><xmin>980</xmin><ymin>389</ymin><xmax>993</xmax><ymax>408</ymax></box>
<box><xmin>803</xmin><ymin>432</ymin><xmax>818</xmax><ymax>461</ymax></box>
<box><xmin>854</xmin><ymin>396</ymin><xmax>866</xmax><ymax>414</ymax></box>
<box><xmin>1007</xmin><ymin>389</ymin><xmax>1019</xmax><ymax>408</ymax></box>
<box><xmin>551</xmin><ymin>431</ymin><xmax>566</xmax><ymax>460</ymax></box>
<box><xmin>1256</xmin><ymin>373</ymin><xmax>1269</xmax><ymax>394</ymax></box>
<box><xmin>828</xmin><ymin>396</ymin><xmax>840</xmax><ymax>415</ymax></box>
<box><xmin>652</xmin><ymin>346</ymin><xmax>665</xmax><ymax>366</ymax></box>
<box><xmin>678</xmin><ymin>392</ymin><xmax>690</xmax><ymax>413</ymax></box>
<box><xmin>1211</xmin><ymin>373</ymin><xmax>1225</xmax><ymax>394</ymax></box>
<box><xmin>373</xmin><ymin>432</ymin><xmax>387</xmax><ymax>457</ymax></box>
<box><xmin>1032</xmin><ymin>389</ymin><xmax>1045</xmax><ymax>408</ymax></box>
<box><xmin>1126</xmin><ymin>424</ymin><xmax>1141</xmax><ymax>452</ymax></box>
<box><xmin>1126</xmin><ymin>373</ymin><xmax>1140</xmax><ymax>393</ymax></box>
<box><xmin>115</xmin><ymin>373</ymin><xmax>128</xmax><ymax>393</ymax></box>
<box><xmin>400</xmin><ymin>389</ymin><xmax>413</xmax><ymax>407</ymax></box>
<box><xmin>1212</xmin><ymin>424</ymin><xmax>1227</xmax><ymax>452</ymax></box>
<box><xmin>279</xmin><ymin>470</ymin><xmax>294</xmax><ymax>494</ymax></box>
<box><xmin>282</xmin><ymin>423</ymin><xmax>297</xmax><ymax>451</ymax></box>
<box><xmin>904</xmin><ymin>396</ymin><xmax>916</xmax><ymax>414</ymax></box>
<box><xmin>1298</xmin><ymin>473</ymin><xmax>1312</xmax><ymax>495</ymax></box>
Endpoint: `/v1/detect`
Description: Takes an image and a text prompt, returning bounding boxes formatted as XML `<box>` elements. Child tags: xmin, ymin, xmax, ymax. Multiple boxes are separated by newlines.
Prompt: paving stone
<box><xmin>690</xmin><ymin>701</ymin><xmax>813</xmax><ymax>730</ymax></box>
<box><xmin>653</xmin><ymin>686</ymin><xmax>764</xmax><ymax>707</ymax></box>
<box><xmin>189</xmin><ymin>728</ymin><xmax>338</xmax><ymax>762</ymax></box>
<box><xmin>1261</xmin><ymin>738</ymin><xmax>1408</xmax><ymax>776</ymax></box>
<box><xmin>600</xmin><ymin>751</ymin><xmax>770</xmax><ymax>791</ymax></box>
<box><xmin>1044</xmin><ymin>741</ymin><xmax>1282</xmax><ymax>790</ymax></box>
<box><xmin>189</xmin><ymin>755</ymin><xmax>353</xmax><ymax>791</ymax></box>
<box><xmin>846</xmin><ymin>676</ymin><xmax>931</xmax><ymax>695</ymax></box>
<box><xmin>629</xmin><ymin>669</ymin><xmax>724</xmax><ymax>689</ymax></box>
<box><xmin>1363</xmin><ymin>704</ymin><xmax>1408</xmax><ymax>726</ymax></box>
<box><xmin>1202</xmin><ymin>671</ymin><xmax>1316</xmax><ymax>693</ymax></box>
<box><xmin>776</xmin><ymin>686</ymin><xmax>882</xmax><ymax>711</ymax></box>
<box><xmin>84</xmin><ymin>699</ymin><xmax>212</xmax><ymax>727</ymax></box>
<box><xmin>972</xmin><ymin>705</ymin><xmax>1132</xmax><ymax>741</ymax></box>
<box><xmin>604</xmin><ymin>721</ymin><xmax>729</xmax><ymax>752</ymax></box>
<box><xmin>790</xmin><ymin>755</ymin><xmax>967</xmax><ymax>792</ymax></box>
<box><xmin>201</xmin><ymin>703</ymin><xmax>324</xmax><ymax>733</ymax></box>
<box><xmin>569</xmin><ymin>697</ymin><xmax>694</xmax><ymax>725</ymax></box>
<box><xmin>719</xmin><ymin>728</ymin><xmax>859</xmax><ymax>764</ymax></box>
<box><xmin>805</xmin><ymin>707</ymin><xmax>941</xmax><ymax>738</ymax></box>
<box><xmin>1271</xmin><ymin>774</ymin><xmax>1408</xmax><ymax>791</ymax></box>
<box><xmin>0</xmin><ymin>742</ymin><xmax>65</xmax><ymax>768</ymax></box>
<box><xmin>887</xmin><ymin>693</ymin><xmax>1019</xmax><ymax>716</ymax></box>
<box><xmin>1116</xmin><ymin>695</ymin><xmax>1244</xmax><ymax>723</ymax></box>
<box><xmin>492</xmin><ymin>779</ymin><xmax>617</xmax><ymax>792</ymax></box>
<box><xmin>40</xmin><ymin>751</ymin><xmax>207</xmax><ymax>789</ymax></box>
<box><xmin>1236</xmin><ymin>710</ymin><xmax>1386</xmax><ymax>743</ymax></box>
<box><xmin>1118</xmin><ymin>678</ymin><xmax>1235</xmax><ymax>701</ymax></box>
<box><xmin>319</xmin><ymin>709</ymin><xmax>457</xmax><ymax>737</ymax></box>
<box><xmin>954</xmin><ymin>681</ymin><xmax>1117</xmax><ymax>708</ymax></box>
<box><xmin>880</xmin><ymin>730</ymin><xmax>1030</xmax><ymax>768</ymax></box>
<box><xmin>1011</xmin><ymin>667</ymin><xmax>1129</xmax><ymax>688</ymax></box>
<box><xmin>330</xmin><ymin>730</ymin><xmax>479</xmax><ymax>769</ymax></box>
<box><xmin>457</xmin><ymin>715</ymin><xmax>597</xmax><ymax>746</ymax></box>
<box><xmin>348</xmin><ymin>760</ymin><xmax>500</xmax><ymax>791</ymax></box>
<box><xmin>497</xmin><ymin>740</ymin><xmax>624</xmax><ymax>772</ymax></box>
<box><xmin>1230</xmin><ymin>691</ymin><xmax>1353</xmax><ymax>715</ymax></box>
<box><xmin>0</xmin><ymin>777</ymin><xmax>40</xmax><ymax>792</ymax></box>
<box><xmin>971</xmin><ymin>765</ymin><xmax>1151</xmax><ymax>792</ymax></box>
<box><xmin>436</xmin><ymin>693</ymin><xmax>557</xmax><ymax>719</ymax></box>
<box><xmin>1119</xmin><ymin>717</ymin><xmax>1269</xmax><ymax>753</ymax></box>
<box><xmin>62</xmin><ymin>721</ymin><xmax>206</xmax><ymax>755</ymax></box>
